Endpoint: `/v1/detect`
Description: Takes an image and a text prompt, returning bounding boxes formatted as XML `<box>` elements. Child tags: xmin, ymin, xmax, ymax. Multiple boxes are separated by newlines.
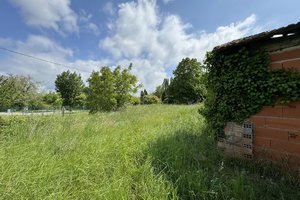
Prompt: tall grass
<box><xmin>0</xmin><ymin>105</ymin><xmax>299</xmax><ymax>199</ymax></box>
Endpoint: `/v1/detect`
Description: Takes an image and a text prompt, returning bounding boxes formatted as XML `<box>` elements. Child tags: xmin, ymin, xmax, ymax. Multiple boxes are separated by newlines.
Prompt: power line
<box><xmin>0</xmin><ymin>46</ymin><xmax>70</xmax><ymax>67</ymax></box>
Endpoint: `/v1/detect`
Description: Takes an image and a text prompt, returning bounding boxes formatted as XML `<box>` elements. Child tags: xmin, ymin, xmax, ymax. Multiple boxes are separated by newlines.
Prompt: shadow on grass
<box><xmin>147</xmin><ymin>127</ymin><xmax>300</xmax><ymax>200</ymax></box>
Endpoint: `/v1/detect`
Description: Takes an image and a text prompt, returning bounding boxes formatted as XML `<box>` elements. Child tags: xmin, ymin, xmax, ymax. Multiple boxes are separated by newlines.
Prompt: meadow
<box><xmin>0</xmin><ymin>105</ymin><xmax>299</xmax><ymax>199</ymax></box>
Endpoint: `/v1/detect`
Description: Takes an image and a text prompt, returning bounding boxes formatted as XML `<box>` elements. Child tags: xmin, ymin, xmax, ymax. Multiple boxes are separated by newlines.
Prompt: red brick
<box><xmin>269</xmin><ymin>149</ymin><xmax>300</xmax><ymax>165</ymax></box>
<box><xmin>249</xmin><ymin>116</ymin><xmax>265</xmax><ymax>128</ymax></box>
<box><xmin>255</xmin><ymin>148</ymin><xmax>300</xmax><ymax>166</ymax></box>
<box><xmin>270</xmin><ymin>139</ymin><xmax>300</xmax><ymax>154</ymax></box>
<box><xmin>265</xmin><ymin>117</ymin><xmax>300</xmax><ymax>130</ymax></box>
<box><xmin>287</xmin><ymin>130</ymin><xmax>300</xmax><ymax>143</ymax></box>
<box><xmin>255</xmin><ymin>127</ymin><xmax>288</xmax><ymax>140</ymax></box>
<box><xmin>254</xmin><ymin>137</ymin><xmax>271</xmax><ymax>148</ymax></box>
<box><xmin>270</xmin><ymin>49</ymin><xmax>300</xmax><ymax>62</ymax></box>
<box><xmin>282</xmin><ymin>107</ymin><xmax>300</xmax><ymax>118</ymax></box>
<box><xmin>282</xmin><ymin>59</ymin><xmax>300</xmax><ymax>72</ymax></box>
<box><xmin>254</xmin><ymin>146</ymin><xmax>272</xmax><ymax>159</ymax></box>
<box><xmin>286</xmin><ymin>101</ymin><xmax>300</xmax><ymax>108</ymax></box>
<box><xmin>286</xmin><ymin>153</ymin><xmax>300</xmax><ymax>166</ymax></box>
<box><xmin>256</xmin><ymin>106</ymin><xmax>283</xmax><ymax>117</ymax></box>
<box><xmin>268</xmin><ymin>149</ymin><xmax>288</xmax><ymax>161</ymax></box>
<box><xmin>269</xmin><ymin>62</ymin><xmax>282</xmax><ymax>70</ymax></box>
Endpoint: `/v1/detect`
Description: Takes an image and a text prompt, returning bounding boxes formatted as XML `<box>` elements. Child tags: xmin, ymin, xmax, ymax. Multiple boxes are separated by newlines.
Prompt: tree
<box><xmin>55</xmin><ymin>70</ymin><xmax>84</xmax><ymax>108</ymax></box>
<box><xmin>153</xmin><ymin>85</ymin><xmax>163</xmax><ymax>99</ymax></box>
<box><xmin>74</xmin><ymin>93</ymin><xmax>87</xmax><ymax>108</ymax></box>
<box><xmin>168</xmin><ymin>58</ymin><xmax>206</xmax><ymax>104</ymax></box>
<box><xmin>140</xmin><ymin>89</ymin><xmax>149</xmax><ymax>104</ymax></box>
<box><xmin>87</xmin><ymin>67</ymin><xmax>116</xmax><ymax>112</ymax></box>
<box><xmin>140</xmin><ymin>90</ymin><xmax>145</xmax><ymax>103</ymax></box>
<box><xmin>113</xmin><ymin>64</ymin><xmax>140</xmax><ymax>109</ymax></box>
<box><xmin>153</xmin><ymin>78</ymin><xmax>170</xmax><ymax>103</ymax></box>
<box><xmin>143</xmin><ymin>89</ymin><xmax>148</xmax><ymax>95</ymax></box>
<box><xmin>28</xmin><ymin>93</ymin><xmax>46</xmax><ymax>110</ymax></box>
<box><xmin>161</xmin><ymin>78</ymin><xmax>170</xmax><ymax>103</ymax></box>
<box><xmin>0</xmin><ymin>75</ymin><xmax>38</xmax><ymax>110</ymax></box>
<box><xmin>86</xmin><ymin>64</ymin><xmax>140</xmax><ymax>113</ymax></box>
<box><xmin>42</xmin><ymin>92</ymin><xmax>62</xmax><ymax>108</ymax></box>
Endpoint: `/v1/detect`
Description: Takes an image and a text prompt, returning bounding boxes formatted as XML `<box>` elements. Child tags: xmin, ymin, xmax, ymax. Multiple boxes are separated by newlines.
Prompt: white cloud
<box><xmin>79</xmin><ymin>9</ymin><xmax>100</xmax><ymax>36</ymax></box>
<box><xmin>86</xmin><ymin>23</ymin><xmax>100</xmax><ymax>35</ymax></box>
<box><xmin>0</xmin><ymin>35</ymin><xmax>110</xmax><ymax>90</ymax></box>
<box><xmin>103</xmin><ymin>2</ymin><xmax>115</xmax><ymax>15</ymax></box>
<box><xmin>100</xmin><ymin>0</ymin><xmax>258</xmax><ymax>91</ymax></box>
<box><xmin>9</xmin><ymin>0</ymin><xmax>79</xmax><ymax>34</ymax></box>
<box><xmin>2</xmin><ymin>0</ymin><xmax>260</xmax><ymax>92</ymax></box>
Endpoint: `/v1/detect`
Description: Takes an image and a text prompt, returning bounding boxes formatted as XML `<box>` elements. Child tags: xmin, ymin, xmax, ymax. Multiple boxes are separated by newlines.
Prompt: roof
<box><xmin>214</xmin><ymin>22</ymin><xmax>300</xmax><ymax>52</ymax></box>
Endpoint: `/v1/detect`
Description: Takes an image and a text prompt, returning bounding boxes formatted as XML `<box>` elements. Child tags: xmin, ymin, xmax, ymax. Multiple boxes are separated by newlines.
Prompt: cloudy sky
<box><xmin>0</xmin><ymin>0</ymin><xmax>299</xmax><ymax>91</ymax></box>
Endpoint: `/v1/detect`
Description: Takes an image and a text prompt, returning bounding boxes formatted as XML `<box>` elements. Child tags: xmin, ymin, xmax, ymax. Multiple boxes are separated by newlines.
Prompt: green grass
<box><xmin>0</xmin><ymin>104</ymin><xmax>299</xmax><ymax>199</ymax></box>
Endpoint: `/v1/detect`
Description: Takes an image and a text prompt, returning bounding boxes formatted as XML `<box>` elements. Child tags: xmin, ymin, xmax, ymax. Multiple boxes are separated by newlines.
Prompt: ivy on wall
<box><xmin>200</xmin><ymin>47</ymin><xmax>300</xmax><ymax>137</ymax></box>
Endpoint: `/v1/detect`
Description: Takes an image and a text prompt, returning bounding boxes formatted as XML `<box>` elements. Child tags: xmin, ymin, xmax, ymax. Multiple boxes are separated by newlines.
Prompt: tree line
<box><xmin>0</xmin><ymin>58</ymin><xmax>206</xmax><ymax>113</ymax></box>
<box><xmin>147</xmin><ymin>57</ymin><xmax>206</xmax><ymax>104</ymax></box>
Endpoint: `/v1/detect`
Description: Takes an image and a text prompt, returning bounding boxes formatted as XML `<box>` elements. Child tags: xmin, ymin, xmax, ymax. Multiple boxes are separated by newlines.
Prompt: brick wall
<box><xmin>251</xmin><ymin>47</ymin><xmax>300</xmax><ymax>166</ymax></box>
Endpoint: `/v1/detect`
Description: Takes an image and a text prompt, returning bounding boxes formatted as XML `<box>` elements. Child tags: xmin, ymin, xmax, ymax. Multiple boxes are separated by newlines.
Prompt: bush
<box><xmin>129</xmin><ymin>96</ymin><xmax>140</xmax><ymax>105</ymax></box>
<box><xmin>142</xmin><ymin>95</ymin><xmax>160</xmax><ymax>105</ymax></box>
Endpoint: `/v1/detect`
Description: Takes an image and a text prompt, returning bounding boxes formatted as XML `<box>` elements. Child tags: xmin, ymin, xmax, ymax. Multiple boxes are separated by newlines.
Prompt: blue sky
<box><xmin>0</xmin><ymin>0</ymin><xmax>299</xmax><ymax>91</ymax></box>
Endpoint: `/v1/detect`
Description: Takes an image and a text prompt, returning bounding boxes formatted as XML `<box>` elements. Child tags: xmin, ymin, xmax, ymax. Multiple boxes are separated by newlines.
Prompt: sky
<box><xmin>0</xmin><ymin>0</ymin><xmax>299</xmax><ymax>92</ymax></box>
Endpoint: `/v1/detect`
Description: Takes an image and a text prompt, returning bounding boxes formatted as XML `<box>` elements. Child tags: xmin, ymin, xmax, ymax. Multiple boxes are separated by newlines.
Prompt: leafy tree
<box><xmin>74</xmin><ymin>93</ymin><xmax>87</xmax><ymax>108</ymax></box>
<box><xmin>87</xmin><ymin>67</ymin><xmax>116</xmax><ymax>112</ymax></box>
<box><xmin>0</xmin><ymin>75</ymin><xmax>38</xmax><ymax>110</ymax></box>
<box><xmin>168</xmin><ymin>58</ymin><xmax>206</xmax><ymax>104</ymax></box>
<box><xmin>161</xmin><ymin>78</ymin><xmax>170</xmax><ymax>103</ymax></box>
<box><xmin>42</xmin><ymin>92</ymin><xmax>62</xmax><ymax>108</ymax></box>
<box><xmin>28</xmin><ymin>93</ymin><xmax>47</xmax><ymax>110</ymax></box>
<box><xmin>140</xmin><ymin>89</ymin><xmax>149</xmax><ymax>104</ymax></box>
<box><xmin>86</xmin><ymin>64</ymin><xmax>139</xmax><ymax>113</ymax></box>
<box><xmin>55</xmin><ymin>70</ymin><xmax>84</xmax><ymax>108</ymax></box>
<box><xmin>143</xmin><ymin>89</ymin><xmax>148</xmax><ymax>95</ymax></box>
<box><xmin>153</xmin><ymin>85</ymin><xmax>163</xmax><ymax>99</ymax></box>
<box><xmin>153</xmin><ymin>78</ymin><xmax>170</xmax><ymax>103</ymax></box>
<box><xmin>140</xmin><ymin>90</ymin><xmax>145</xmax><ymax>102</ymax></box>
<box><xmin>113</xmin><ymin>64</ymin><xmax>140</xmax><ymax>109</ymax></box>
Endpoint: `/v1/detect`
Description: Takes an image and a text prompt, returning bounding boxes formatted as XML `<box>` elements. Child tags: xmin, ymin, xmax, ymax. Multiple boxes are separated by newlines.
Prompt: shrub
<box><xmin>142</xmin><ymin>95</ymin><xmax>160</xmax><ymax>104</ymax></box>
<box><xmin>129</xmin><ymin>96</ymin><xmax>140</xmax><ymax>105</ymax></box>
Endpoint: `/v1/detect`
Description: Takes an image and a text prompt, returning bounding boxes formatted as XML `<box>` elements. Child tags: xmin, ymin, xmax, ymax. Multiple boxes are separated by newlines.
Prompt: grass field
<box><xmin>0</xmin><ymin>105</ymin><xmax>299</xmax><ymax>199</ymax></box>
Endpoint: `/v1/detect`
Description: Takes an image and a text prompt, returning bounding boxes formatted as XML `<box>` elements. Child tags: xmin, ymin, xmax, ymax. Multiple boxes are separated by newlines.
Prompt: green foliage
<box><xmin>129</xmin><ymin>96</ymin><xmax>140</xmax><ymax>105</ymax></box>
<box><xmin>55</xmin><ymin>70</ymin><xmax>84</xmax><ymax>107</ymax></box>
<box><xmin>140</xmin><ymin>90</ymin><xmax>145</xmax><ymax>102</ymax></box>
<box><xmin>87</xmin><ymin>67</ymin><xmax>117</xmax><ymax>112</ymax></box>
<box><xmin>0</xmin><ymin>75</ymin><xmax>38</xmax><ymax>110</ymax></box>
<box><xmin>144</xmin><ymin>89</ymin><xmax>148</xmax><ymax>95</ymax></box>
<box><xmin>153</xmin><ymin>78</ymin><xmax>170</xmax><ymax>103</ymax></box>
<box><xmin>140</xmin><ymin>89</ymin><xmax>149</xmax><ymax>102</ymax></box>
<box><xmin>201</xmin><ymin>48</ymin><xmax>300</xmax><ymax>137</ymax></box>
<box><xmin>42</xmin><ymin>92</ymin><xmax>62</xmax><ymax>109</ymax></box>
<box><xmin>168</xmin><ymin>58</ymin><xmax>206</xmax><ymax>104</ymax></box>
<box><xmin>153</xmin><ymin>85</ymin><xmax>163</xmax><ymax>99</ymax></box>
<box><xmin>113</xmin><ymin>64</ymin><xmax>140</xmax><ymax>108</ymax></box>
<box><xmin>74</xmin><ymin>93</ymin><xmax>87</xmax><ymax>108</ymax></box>
<box><xmin>87</xmin><ymin>64</ymin><xmax>140</xmax><ymax>112</ymax></box>
<box><xmin>27</xmin><ymin>94</ymin><xmax>47</xmax><ymax>110</ymax></box>
<box><xmin>142</xmin><ymin>95</ymin><xmax>160</xmax><ymax>104</ymax></box>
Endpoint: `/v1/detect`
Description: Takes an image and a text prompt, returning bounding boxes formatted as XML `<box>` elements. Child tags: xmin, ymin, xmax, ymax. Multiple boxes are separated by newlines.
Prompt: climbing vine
<box><xmin>201</xmin><ymin>47</ymin><xmax>300</xmax><ymax>137</ymax></box>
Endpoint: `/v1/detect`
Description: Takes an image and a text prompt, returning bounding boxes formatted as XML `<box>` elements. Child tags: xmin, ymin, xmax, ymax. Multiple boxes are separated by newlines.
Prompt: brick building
<box><xmin>215</xmin><ymin>22</ymin><xmax>300</xmax><ymax>167</ymax></box>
